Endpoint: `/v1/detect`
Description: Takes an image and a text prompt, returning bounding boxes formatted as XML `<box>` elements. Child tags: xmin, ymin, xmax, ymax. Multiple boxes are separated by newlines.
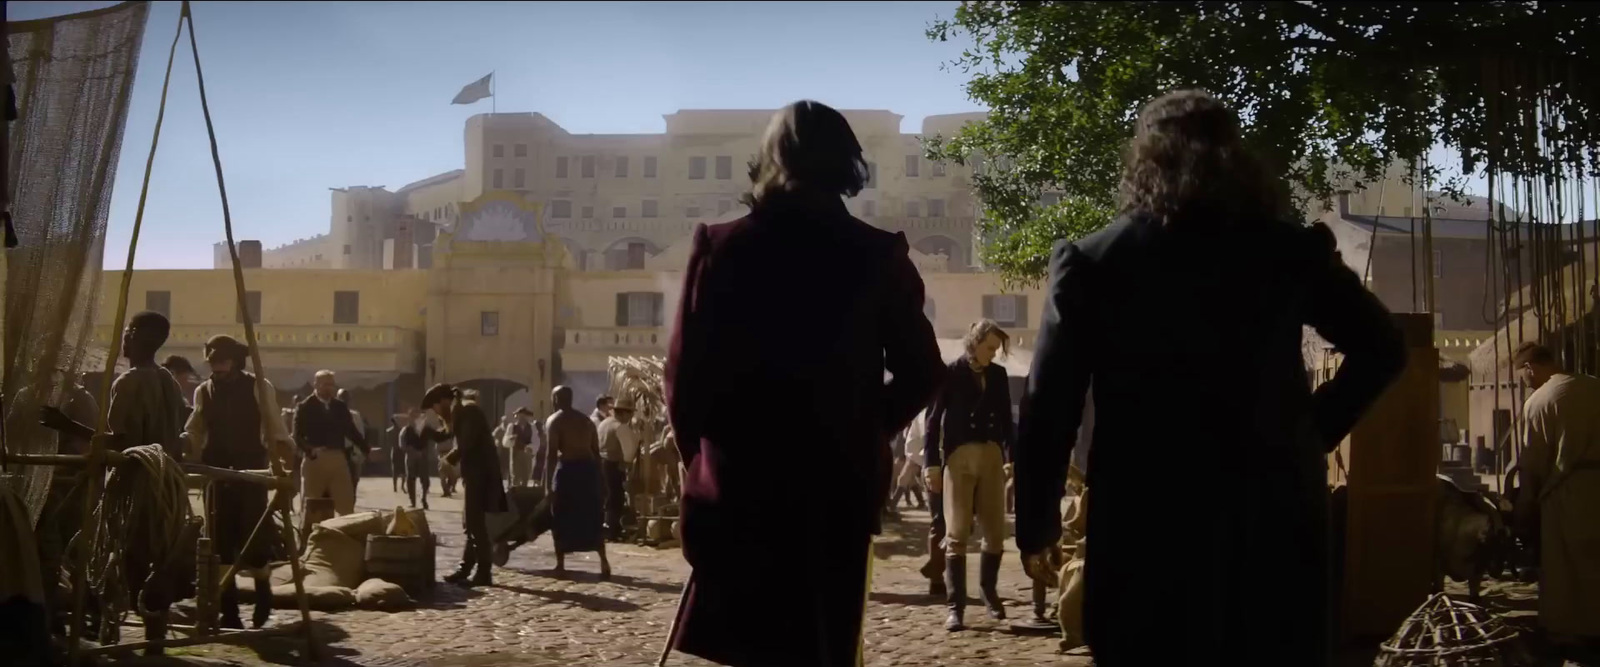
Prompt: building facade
<box><xmin>161</xmin><ymin>109</ymin><xmax>1030</xmax><ymax>424</ymax></box>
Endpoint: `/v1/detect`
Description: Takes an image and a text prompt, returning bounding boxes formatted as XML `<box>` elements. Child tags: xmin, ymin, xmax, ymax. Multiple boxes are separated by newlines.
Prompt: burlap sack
<box><xmin>354</xmin><ymin>578</ymin><xmax>413</xmax><ymax>611</ymax></box>
<box><xmin>301</xmin><ymin>525</ymin><xmax>365</xmax><ymax>588</ymax></box>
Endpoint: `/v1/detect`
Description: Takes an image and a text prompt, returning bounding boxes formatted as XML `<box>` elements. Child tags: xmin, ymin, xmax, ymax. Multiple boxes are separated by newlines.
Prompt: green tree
<box><xmin>925</xmin><ymin>1</ymin><xmax>1600</xmax><ymax>287</ymax></box>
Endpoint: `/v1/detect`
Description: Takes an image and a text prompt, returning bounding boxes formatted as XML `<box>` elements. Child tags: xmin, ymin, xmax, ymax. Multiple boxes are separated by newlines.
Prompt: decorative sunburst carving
<box><xmin>462</xmin><ymin>201</ymin><xmax>538</xmax><ymax>242</ymax></box>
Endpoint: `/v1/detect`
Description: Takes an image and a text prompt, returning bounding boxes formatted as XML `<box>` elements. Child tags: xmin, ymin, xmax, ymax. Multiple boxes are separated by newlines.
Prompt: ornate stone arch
<box><xmin>912</xmin><ymin>234</ymin><xmax>963</xmax><ymax>272</ymax></box>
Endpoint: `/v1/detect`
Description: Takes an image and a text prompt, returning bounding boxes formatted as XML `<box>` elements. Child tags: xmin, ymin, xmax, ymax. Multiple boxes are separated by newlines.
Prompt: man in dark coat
<box><xmin>426</xmin><ymin>383</ymin><xmax>509</xmax><ymax>587</ymax></box>
<box><xmin>1012</xmin><ymin>90</ymin><xmax>1407</xmax><ymax>667</ymax></box>
<box><xmin>663</xmin><ymin>100</ymin><xmax>945</xmax><ymax>667</ymax></box>
<box><xmin>292</xmin><ymin>372</ymin><xmax>366</xmax><ymax>516</ymax></box>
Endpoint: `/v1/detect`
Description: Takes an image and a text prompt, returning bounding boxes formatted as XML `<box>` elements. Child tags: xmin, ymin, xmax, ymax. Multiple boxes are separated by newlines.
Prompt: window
<box><xmin>927</xmin><ymin>198</ymin><xmax>946</xmax><ymax>217</ymax></box>
<box><xmin>513</xmin><ymin>143</ymin><xmax>527</xmax><ymax>158</ymax></box>
<box><xmin>615</xmin><ymin>156</ymin><xmax>629</xmax><ymax>177</ymax></box>
<box><xmin>718</xmin><ymin>200</ymin><xmax>733</xmax><ymax>215</ymax></box>
<box><xmin>145</xmin><ymin>290</ymin><xmax>172</xmax><ymax>318</ymax></box>
<box><xmin>1432</xmin><ymin>249</ymin><xmax>1444</xmax><ymax>278</ymax></box>
<box><xmin>236</xmin><ymin>291</ymin><xmax>262</xmax><ymax>324</ymax></box>
<box><xmin>686</xmin><ymin>205</ymin><xmax>702</xmax><ymax>218</ymax></box>
<box><xmin>581</xmin><ymin>205</ymin><xmax>593</xmax><ymax>219</ymax></box>
<box><xmin>865</xmin><ymin>162</ymin><xmax>878</xmax><ymax>188</ymax></box>
<box><xmin>333</xmin><ymin>291</ymin><xmax>360</xmax><ymax>325</ymax></box>
<box><xmin>644</xmin><ymin>156</ymin><xmax>658</xmax><ymax>178</ymax></box>
<box><xmin>581</xmin><ymin>155</ymin><xmax>595</xmax><ymax>178</ymax></box>
<box><xmin>624</xmin><ymin>242</ymin><xmax>647</xmax><ymax>270</ymax></box>
<box><xmin>932</xmin><ymin>161</ymin><xmax>946</xmax><ymax>177</ymax></box>
<box><xmin>715</xmin><ymin>155</ymin><xmax>733</xmax><ymax>180</ymax></box>
<box><xmin>905</xmin><ymin>155</ymin><xmax>920</xmax><ymax>178</ymax></box>
<box><xmin>982</xmin><ymin>294</ymin><xmax>1029</xmax><ymax>328</ymax></box>
<box><xmin>551</xmin><ymin>200</ymin><xmax>572</xmax><ymax>219</ymax></box>
<box><xmin>612</xmin><ymin>206</ymin><xmax>627</xmax><ymax>218</ymax></box>
<box><xmin>906</xmin><ymin>201</ymin><xmax>922</xmax><ymax>218</ymax></box>
<box><xmin>688</xmin><ymin>156</ymin><xmax>707</xmax><ymax>180</ymax></box>
<box><xmin>480</xmin><ymin>311</ymin><xmax>500</xmax><ymax>336</ymax></box>
<box><xmin>492</xmin><ymin>169</ymin><xmax>504</xmax><ymax>189</ymax></box>
<box><xmin>513</xmin><ymin>168</ymin><xmax>526</xmax><ymax>188</ymax></box>
<box><xmin>642</xmin><ymin>199</ymin><xmax>658</xmax><ymax>218</ymax></box>
<box><xmin>615</xmin><ymin>292</ymin><xmax>666</xmax><ymax>327</ymax></box>
<box><xmin>343</xmin><ymin>244</ymin><xmax>352</xmax><ymax>255</ymax></box>
<box><xmin>863</xmin><ymin>200</ymin><xmax>877</xmax><ymax>217</ymax></box>
<box><xmin>556</xmin><ymin>156</ymin><xmax>569</xmax><ymax>178</ymax></box>
<box><xmin>492</xmin><ymin>144</ymin><xmax>504</xmax><ymax>158</ymax></box>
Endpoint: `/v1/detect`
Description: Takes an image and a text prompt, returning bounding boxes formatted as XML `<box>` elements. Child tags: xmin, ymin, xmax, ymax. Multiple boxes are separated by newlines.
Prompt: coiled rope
<box><xmin>68</xmin><ymin>444</ymin><xmax>190</xmax><ymax>643</ymax></box>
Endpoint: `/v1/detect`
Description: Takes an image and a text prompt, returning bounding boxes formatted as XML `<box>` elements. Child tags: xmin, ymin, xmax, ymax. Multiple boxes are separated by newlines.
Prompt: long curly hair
<box><xmin>1117</xmin><ymin>89</ymin><xmax>1283</xmax><ymax>226</ymax></box>
<box><xmin>742</xmin><ymin>100</ymin><xmax>870</xmax><ymax>208</ymax></box>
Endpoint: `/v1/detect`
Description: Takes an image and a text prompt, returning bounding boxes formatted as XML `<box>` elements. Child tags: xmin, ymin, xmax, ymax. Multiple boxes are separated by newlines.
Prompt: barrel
<box><xmin>365</xmin><ymin>534</ymin><xmax>431</xmax><ymax>596</ymax></box>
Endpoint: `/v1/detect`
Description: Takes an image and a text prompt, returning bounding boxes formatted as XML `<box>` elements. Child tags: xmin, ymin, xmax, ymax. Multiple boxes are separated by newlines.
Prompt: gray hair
<box><xmin>963</xmin><ymin>319</ymin><xmax>1011</xmax><ymax>358</ymax></box>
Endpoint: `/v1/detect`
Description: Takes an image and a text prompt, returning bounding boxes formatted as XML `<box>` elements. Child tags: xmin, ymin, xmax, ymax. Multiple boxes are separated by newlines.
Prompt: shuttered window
<box><xmin>981</xmin><ymin>294</ymin><xmax>1028</xmax><ymax>328</ymax></box>
<box><xmin>615</xmin><ymin>292</ymin><xmax>666</xmax><ymax>327</ymax></box>
<box><xmin>145</xmin><ymin>291</ymin><xmax>172</xmax><ymax>318</ymax></box>
<box><xmin>236</xmin><ymin>291</ymin><xmax>262</xmax><ymax>324</ymax></box>
<box><xmin>333</xmin><ymin>291</ymin><xmax>359</xmax><ymax>324</ymax></box>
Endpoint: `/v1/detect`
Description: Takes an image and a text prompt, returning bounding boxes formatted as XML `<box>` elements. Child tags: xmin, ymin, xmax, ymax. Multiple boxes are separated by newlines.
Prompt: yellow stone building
<box><xmin>92</xmin><ymin>110</ymin><xmax>1046</xmax><ymax>424</ymax></box>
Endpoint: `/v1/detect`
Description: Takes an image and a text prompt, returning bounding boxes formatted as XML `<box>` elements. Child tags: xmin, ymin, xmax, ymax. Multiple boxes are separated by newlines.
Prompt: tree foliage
<box><xmin>926</xmin><ymin>1</ymin><xmax>1600</xmax><ymax>286</ymax></box>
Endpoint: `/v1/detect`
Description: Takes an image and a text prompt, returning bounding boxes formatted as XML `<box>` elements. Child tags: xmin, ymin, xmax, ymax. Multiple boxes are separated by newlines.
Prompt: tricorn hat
<box><xmin>514</xmin><ymin>407</ymin><xmax>535</xmax><ymax>416</ymax></box>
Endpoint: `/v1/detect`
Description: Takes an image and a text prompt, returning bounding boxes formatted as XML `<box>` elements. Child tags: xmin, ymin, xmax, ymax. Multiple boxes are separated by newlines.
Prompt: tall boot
<box><xmin>251</xmin><ymin>577</ymin><xmax>273</xmax><ymax>629</ymax></box>
<box><xmin>470</xmin><ymin>558</ymin><xmax>493</xmax><ymax>587</ymax></box>
<box><xmin>143</xmin><ymin>614</ymin><xmax>167</xmax><ymax>657</ymax></box>
<box><xmin>979</xmin><ymin>552</ymin><xmax>1006</xmax><ymax>620</ymax></box>
<box><xmin>922</xmin><ymin>537</ymin><xmax>947</xmax><ymax>597</ymax></box>
<box><xmin>219</xmin><ymin>582</ymin><xmax>243</xmax><ymax>630</ymax></box>
<box><xmin>944</xmin><ymin>554</ymin><xmax>967</xmax><ymax>632</ymax></box>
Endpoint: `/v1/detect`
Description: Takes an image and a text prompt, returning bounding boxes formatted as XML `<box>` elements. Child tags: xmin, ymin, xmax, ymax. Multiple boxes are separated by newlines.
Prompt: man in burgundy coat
<box><xmin>663</xmin><ymin>100</ymin><xmax>946</xmax><ymax>667</ymax></box>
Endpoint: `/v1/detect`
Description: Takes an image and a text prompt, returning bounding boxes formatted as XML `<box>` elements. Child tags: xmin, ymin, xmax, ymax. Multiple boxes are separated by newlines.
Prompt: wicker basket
<box><xmin>1375</xmin><ymin>593</ymin><xmax>1535</xmax><ymax>667</ymax></box>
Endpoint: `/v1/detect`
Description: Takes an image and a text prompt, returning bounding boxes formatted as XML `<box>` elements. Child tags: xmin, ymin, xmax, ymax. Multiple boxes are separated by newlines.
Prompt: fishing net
<box><xmin>2</xmin><ymin>1</ymin><xmax>149</xmax><ymax>523</ymax></box>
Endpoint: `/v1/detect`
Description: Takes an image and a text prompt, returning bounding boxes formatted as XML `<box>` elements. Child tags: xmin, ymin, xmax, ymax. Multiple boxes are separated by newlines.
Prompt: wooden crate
<box><xmin>1336</xmin><ymin>313</ymin><xmax>1442</xmax><ymax>641</ymax></box>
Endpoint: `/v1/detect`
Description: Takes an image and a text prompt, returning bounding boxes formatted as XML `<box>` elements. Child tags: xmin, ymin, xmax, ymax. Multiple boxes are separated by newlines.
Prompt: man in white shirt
<box><xmin>596</xmin><ymin>397</ymin><xmax>639</xmax><ymax>541</ymax></box>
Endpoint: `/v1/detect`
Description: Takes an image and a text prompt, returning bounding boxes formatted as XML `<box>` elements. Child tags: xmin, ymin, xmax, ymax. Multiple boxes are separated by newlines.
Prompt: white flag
<box><xmin>452</xmin><ymin>73</ymin><xmax>493</xmax><ymax>105</ymax></box>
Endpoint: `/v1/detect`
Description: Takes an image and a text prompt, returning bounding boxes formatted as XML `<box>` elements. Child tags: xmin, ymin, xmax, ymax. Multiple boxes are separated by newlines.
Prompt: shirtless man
<box><xmin>545</xmin><ymin>386</ymin><xmax>612</xmax><ymax>579</ymax></box>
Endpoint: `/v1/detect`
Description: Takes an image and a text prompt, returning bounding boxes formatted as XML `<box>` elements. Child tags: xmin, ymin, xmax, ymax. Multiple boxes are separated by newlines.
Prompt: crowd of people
<box><xmin>28</xmin><ymin>91</ymin><xmax>1599</xmax><ymax>667</ymax></box>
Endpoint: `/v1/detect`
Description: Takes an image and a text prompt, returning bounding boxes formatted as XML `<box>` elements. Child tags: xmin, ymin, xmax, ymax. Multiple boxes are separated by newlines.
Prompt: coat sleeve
<box><xmin>1302</xmin><ymin>223</ymin><xmax>1407</xmax><ymax>451</ymax></box>
<box><xmin>925</xmin><ymin>383</ymin><xmax>947</xmax><ymax>470</ymax></box>
<box><xmin>879</xmin><ymin>232</ymin><xmax>946</xmax><ymax>439</ymax></box>
<box><xmin>1014</xmin><ymin>240</ymin><xmax>1095</xmax><ymax>555</ymax></box>
<box><xmin>292</xmin><ymin>402</ymin><xmax>312</xmax><ymax>455</ymax></box>
<box><xmin>997</xmin><ymin>365</ymin><xmax>1016</xmax><ymax>461</ymax></box>
<box><xmin>665</xmin><ymin>223</ymin><xmax>713</xmax><ymax>465</ymax></box>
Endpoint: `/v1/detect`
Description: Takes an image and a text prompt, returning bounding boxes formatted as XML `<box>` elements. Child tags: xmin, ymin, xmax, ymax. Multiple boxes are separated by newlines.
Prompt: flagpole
<box><xmin>491</xmin><ymin>70</ymin><xmax>496</xmax><ymax>114</ymax></box>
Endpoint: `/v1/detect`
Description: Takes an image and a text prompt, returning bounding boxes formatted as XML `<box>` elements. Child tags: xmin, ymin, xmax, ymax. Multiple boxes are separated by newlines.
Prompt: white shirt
<box><xmin>597</xmin><ymin>416</ymin><xmax>640</xmax><ymax>464</ymax></box>
<box><xmin>904</xmin><ymin>412</ymin><xmax>928</xmax><ymax>467</ymax></box>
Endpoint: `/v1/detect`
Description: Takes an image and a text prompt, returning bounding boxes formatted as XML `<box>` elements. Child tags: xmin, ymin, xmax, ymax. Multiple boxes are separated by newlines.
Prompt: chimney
<box><xmin>239</xmin><ymin>240</ymin><xmax>262</xmax><ymax>268</ymax></box>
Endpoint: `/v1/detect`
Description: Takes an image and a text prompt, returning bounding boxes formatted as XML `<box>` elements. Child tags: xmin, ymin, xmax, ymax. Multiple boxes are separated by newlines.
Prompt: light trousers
<box><xmin>942</xmin><ymin>442</ymin><xmax>1007</xmax><ymax>556</ymax></box>
<box><xmin>301</xmin><ymin>449</ymin><xmax>356</xmax><ymax>516</ymax></box>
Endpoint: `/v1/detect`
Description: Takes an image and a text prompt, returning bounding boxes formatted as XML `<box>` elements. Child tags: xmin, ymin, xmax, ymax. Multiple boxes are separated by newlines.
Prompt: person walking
<box><xmin>925</xmin><ymin>319</ymin><xmax>1015</xmax><ymax>631</ymax></box>
<box><xmin>509</xmin><ymin>407</ymin><xmax>537</xmax><ymax>488</ymax></box>
<box><xmin>1011</xmin><ymin>90</ymin><xmax>1407</xmax><ymax>667</ymax></box>
<box><xmin>543</xmin><ymin>385</ymin><xmax>612</xmax><ymax>579</ymax></box>
<box><xmin>661</xmin><ymin>100</ymin><xmax>945</xmax><ymax>667</ymax></box>
<box><xmin>293</xmin><ymin>371</ymin><xmax>366</xmax><ymax>516</ymax></box>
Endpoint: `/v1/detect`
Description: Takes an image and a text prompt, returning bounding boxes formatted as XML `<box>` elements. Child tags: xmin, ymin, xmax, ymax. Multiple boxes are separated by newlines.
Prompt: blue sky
<box><xmin>10</xmin><ymin>1</ymin><xmax>979</xmax><ymax>269</ymax></box>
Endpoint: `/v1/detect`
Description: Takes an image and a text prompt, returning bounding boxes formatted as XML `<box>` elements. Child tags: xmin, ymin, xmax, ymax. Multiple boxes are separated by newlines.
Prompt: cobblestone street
<box><xmin>179</xmin><ymin>477</ymin><xmax>1087</xmax><ymax>667</ymax></box>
